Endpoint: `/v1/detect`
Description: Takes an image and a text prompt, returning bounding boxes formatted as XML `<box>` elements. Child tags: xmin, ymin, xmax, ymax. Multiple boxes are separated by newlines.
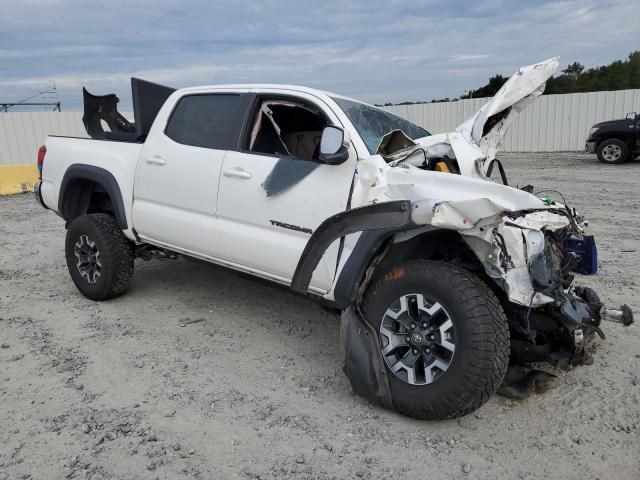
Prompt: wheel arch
<box><xmin>333</xmin><ymin>227</ymin><xmax>486</xmax><ymax>309</ymax></box>
<box><xmin>596</xmin><ymin>133</ymin><xmax>634</xmax><ymax>150</ymax></box>
<box><xmin>290</xmin><ymin>200</ymin><xmax>413</xmax><ymax>296</ymax></box>
<box><xmin>58</xmin><ymin>164</ymin><xmax>128</xmax><ymax>229</ymax></box>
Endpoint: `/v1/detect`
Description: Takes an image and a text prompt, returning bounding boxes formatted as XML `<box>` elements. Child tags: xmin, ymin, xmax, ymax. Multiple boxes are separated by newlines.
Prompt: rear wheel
<box><xmin>597</xmin><ymin>138</ymin><xmax>629</xmax><ymax>164</ymax></box>
<box><xmin>362</xmin><ymin>260</ymin><xmax>509</xmax><ymax>419</ymax></box>
<box><xmin>65</xmin><ymin>214</ymin><xmax>134</xmax><ymax>300</ymax></box>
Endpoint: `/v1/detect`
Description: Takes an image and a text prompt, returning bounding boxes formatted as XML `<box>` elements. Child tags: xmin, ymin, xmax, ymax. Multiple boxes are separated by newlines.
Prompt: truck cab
<box><xmin>38</xmin><ymin>81</ymin><xmax>430</xmax><ymax>293</ymax></box>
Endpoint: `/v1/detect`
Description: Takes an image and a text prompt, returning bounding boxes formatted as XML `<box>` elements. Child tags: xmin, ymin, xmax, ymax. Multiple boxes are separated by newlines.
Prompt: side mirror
<box><xmin>318</xmin><ymin>126</ymin><xmax>349</xmax><ymax>165</ymax></box>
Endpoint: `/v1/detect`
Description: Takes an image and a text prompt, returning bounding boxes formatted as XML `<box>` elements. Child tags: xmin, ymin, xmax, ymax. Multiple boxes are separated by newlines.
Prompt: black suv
<box><xmin>586</xmin><ymin>112</ymin><xmax>640</xmax><ymax>164</ymax></box>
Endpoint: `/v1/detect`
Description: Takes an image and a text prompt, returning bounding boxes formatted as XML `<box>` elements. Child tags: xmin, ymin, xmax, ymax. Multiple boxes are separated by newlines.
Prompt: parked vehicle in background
<box><xmin>586</xmin><ymin>112</ymin><xmax>640</xmax><ymax>164</ymax></box>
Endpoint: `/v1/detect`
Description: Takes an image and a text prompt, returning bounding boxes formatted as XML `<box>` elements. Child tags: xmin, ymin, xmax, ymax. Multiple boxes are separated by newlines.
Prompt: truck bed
<box><xmin>40</xmin><ymin>135</ymin><xmax>143</xmax><ymax>225</ymax></box>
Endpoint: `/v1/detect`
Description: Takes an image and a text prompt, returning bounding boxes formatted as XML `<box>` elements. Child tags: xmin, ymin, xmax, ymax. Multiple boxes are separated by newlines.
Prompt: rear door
<box><xmin>133</xmin><ymin>92</ymin><xmax>250</xmax><ymax>256</ymax></box>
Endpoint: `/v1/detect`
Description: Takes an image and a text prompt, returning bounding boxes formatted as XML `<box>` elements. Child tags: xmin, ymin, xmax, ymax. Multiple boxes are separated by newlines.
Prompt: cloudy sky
<box><xmin>0</xmin><ymin>0</ymin><xmax>637</xmax><ymax>110</ymax></box>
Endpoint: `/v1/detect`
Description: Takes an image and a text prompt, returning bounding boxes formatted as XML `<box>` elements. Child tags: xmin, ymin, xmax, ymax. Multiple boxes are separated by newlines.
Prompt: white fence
<box><xmin>0</xmin><ymin>112</ymin><xmax>86</xmax><ymax>166</ymax></box>
<box><xmin>0</xmin><ymin>112</ymin><xmax>131</xmax><ymax>167</ymax></box>
<box><xmin>385</xmin><ymin>89</ymin><xmax>640</xmax><ymax>152</ymax></box>
<box><xmin>1</xmin><ymin>90</ymin><xmax>639</xmax><ymax>166</ymax></box>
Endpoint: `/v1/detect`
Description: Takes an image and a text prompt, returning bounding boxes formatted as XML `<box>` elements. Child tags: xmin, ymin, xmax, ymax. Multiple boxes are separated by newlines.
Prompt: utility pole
<box><xmin>0</xmin><ymin>82</ymin><xmax>61</xmax><ymax>112</ymax></box>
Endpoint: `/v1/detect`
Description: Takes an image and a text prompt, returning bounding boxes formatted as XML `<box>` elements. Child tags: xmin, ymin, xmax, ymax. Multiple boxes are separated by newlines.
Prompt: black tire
<box><xmin>597</xmin><ymin>138</ymin><xmax>629</xmax><ymax>164</ymax></box>
<box><xmin>65</xmin><ymin>214</ymin><xmax>134</xmax><ymax>301</ymax></box>
<box><xmin>361</xmin><ymin>260</ymin><xmax>509</xmax><ymax>420</ymax></box>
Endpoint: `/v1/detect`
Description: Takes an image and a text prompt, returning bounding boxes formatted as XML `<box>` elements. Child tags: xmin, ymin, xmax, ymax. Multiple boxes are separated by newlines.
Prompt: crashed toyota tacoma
<box><xmin>34</xmin><ymin>58</ymin><xmax>633</xmax><ymax>419</ymax></box>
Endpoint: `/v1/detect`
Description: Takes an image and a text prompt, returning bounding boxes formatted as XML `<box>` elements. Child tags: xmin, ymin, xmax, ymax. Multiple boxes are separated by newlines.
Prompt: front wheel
<box><xmin>597</xmin><ymin>138</ymin><xmax>629</xmax><ymax>164</ymax></box>
<box><xmin>361</xmin><ymin>260</ymin><xmax>509</xmax><ymax>420</ymax></box>
<box><xmin>65</xmin><ymin>214</ymin><xmax>134</xmax><ymax>301</ymax></box>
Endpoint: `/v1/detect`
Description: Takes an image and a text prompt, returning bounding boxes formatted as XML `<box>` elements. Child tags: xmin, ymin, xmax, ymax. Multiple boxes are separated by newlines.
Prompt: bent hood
<box><xmin>457</xmin><ymin>57</ymin><xmax>559</xmax><ymax>154</ymax></box>
<box><xmin>412</xmin><ymin>58</ymin><xmax>559</xmax><ymax>178</ymax></box>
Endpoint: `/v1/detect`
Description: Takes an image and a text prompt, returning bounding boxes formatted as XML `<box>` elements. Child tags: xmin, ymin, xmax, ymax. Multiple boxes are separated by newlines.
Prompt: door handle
<box><xmin>223</xmin><ymin>167</ymin><xmax>252</xmax><ymax>179</ymax></box>
<box><xmin>145</xmin><ymin>155</ymin><xmax>166</xmax><ymax>166</ymax></box>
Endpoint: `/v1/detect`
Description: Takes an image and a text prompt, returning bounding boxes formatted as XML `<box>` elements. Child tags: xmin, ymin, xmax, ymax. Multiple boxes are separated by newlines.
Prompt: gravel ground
<box><xmin>1</xmin><ymin>152</ymin><xmax>639</xmax><ymax>480</ymax></box>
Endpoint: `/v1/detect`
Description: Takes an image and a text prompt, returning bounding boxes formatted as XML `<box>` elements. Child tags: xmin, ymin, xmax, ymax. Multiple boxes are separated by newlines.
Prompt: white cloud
<box><xmin>0</xmin><ymin>0</ymin><xmax>636</xmax><ymax>108</ymax></box>
<box><xmin>448</xmin><ymin>54</ymin><xmax>491</xmax><ymax>62</ymax></box>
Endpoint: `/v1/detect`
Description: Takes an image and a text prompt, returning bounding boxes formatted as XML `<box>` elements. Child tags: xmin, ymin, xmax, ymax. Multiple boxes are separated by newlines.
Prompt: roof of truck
<box><xmin>177</xmin><ymin>83</ymin><xmax>368</xmax><ymax>106</ymax></box>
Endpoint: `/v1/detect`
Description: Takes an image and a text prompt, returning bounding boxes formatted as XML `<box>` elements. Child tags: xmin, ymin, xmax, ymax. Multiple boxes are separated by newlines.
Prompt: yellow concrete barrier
<box><xmin>0</xmin><ymin>164</ymin><xmax>38</xmax><ymax>195</ymax></box>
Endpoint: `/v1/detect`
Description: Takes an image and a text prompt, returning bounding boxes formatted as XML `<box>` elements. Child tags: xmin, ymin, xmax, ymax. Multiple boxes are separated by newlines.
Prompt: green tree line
<box><xmin>461</xmin><ymin>51</ymin><xmax>640</xmax><ymax>99</ymax></box>
<box><xmin>378</xmin><ymin>51</ymin><xmax>640</xmax><ymax>106</ymax></box>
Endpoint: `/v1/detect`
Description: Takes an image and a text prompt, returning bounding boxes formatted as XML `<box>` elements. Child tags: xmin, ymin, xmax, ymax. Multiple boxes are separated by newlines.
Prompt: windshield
<box><xmin>332</xmin><ymin>97</ymin><xmax>430</xmax><ymax>154</ymax></box>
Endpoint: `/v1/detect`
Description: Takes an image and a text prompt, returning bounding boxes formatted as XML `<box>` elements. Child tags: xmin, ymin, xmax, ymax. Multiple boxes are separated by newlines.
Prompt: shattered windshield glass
<box><xmin>332</xmin><ymin>97</ymin><xmax>430</xmax><ymax>154</ymax></box>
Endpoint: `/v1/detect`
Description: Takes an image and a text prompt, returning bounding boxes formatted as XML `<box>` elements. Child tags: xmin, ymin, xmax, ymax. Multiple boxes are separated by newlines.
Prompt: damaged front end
<box><xmin>462</xmin><ymin>207</ymin><xmax>632</xmax><ymax>369</ymax></box>
<box><xmin>398</xmin><ymin>191</ymin><xmax>635</xmax><ymax>367</ymax></box>
<box><xmin>341</xmin><ymin>57</ymin><xmax>634</xmax><ymax>401</ymax></box>
<box><xmin>341</xmin><ymin>177</ymin><xmax>635</xmax><ymax>402</ymax></box>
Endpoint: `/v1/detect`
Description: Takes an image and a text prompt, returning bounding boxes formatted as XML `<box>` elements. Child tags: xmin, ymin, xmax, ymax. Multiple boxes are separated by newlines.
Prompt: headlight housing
<box><xmin>589</xmin><ymin>126</ymin><xmax>599</xmax><ymax>136</ymax></box>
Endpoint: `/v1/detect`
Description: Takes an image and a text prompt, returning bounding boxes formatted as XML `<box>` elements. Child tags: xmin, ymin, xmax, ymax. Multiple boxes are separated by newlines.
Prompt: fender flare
<box><xmin>58</xmin><ymin>164</ymin><xmax>128</xmax><ymax>229</ymax></box>
<box><xmin>331</xmin><ymin>227</ymin><xmax>403</xmax><ymax>309</ymax></box>
<box><xmin>290</xmin><ymin>200</ymin><xmax>413</xmax><ymax>297</ymax></box>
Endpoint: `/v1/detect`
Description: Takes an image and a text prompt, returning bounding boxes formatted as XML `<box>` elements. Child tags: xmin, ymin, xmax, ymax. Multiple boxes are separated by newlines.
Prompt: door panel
<box><xmin>215</xmin><ymin>149</ymin><xmax>355</xmax><ymax>291</ymax></box>
<box><xmin>133</xmin><ymin>92</ymin><xmax>249</xmax><ymax>256</ymax></box>
<box><xmin>133</xmin><ymin>133</ymin><xmax>226</xmax><ymax>255</ymax></box>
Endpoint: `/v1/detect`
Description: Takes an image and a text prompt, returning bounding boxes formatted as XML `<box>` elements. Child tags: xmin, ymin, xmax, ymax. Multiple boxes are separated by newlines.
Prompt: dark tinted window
<box><xmin>332</xmin><ymin>97</ymin><xmax>429</xmax><ymax>154</ymax></box>
<box><xmin>165</xmin><ymin>94</ymin><xmax>246</xmax><ymax>149</ymax></box>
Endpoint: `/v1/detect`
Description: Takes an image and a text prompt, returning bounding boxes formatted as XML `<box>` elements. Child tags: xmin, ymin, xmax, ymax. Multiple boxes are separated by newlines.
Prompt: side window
<box><xmin>165</xmin><ymin>94</ymin><xmax>246</xmax><ymax>149</ymax></box>
<box><xmin>247</xmin><ymin>99</ymin><xmax>330</xmax><ymax>161</ymax></box>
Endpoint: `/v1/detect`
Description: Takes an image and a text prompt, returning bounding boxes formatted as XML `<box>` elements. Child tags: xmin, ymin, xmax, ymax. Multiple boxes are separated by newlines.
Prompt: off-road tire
<box><xmin>65</xmin><ymin>214</ymin><xmax>134</xmax><ymax>301</ymax></box>
<box><xmin>362</xmin><ymin>260</ymin><xmax>509</xmax><ymax>420</ymax></box>
<box><xmin>597</xmin><ymin>138</ymin><xmax>629</xmax><ymax>164</ymax></box>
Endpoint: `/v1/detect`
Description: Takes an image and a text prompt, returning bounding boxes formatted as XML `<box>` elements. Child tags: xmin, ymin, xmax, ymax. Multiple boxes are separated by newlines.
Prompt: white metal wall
<box><xmin>385</xmin><ymin>89</ymin><xmax>640</xmax><ymax>152</ymax></box>
<box><xmin>0</xmin><ymin>112</ymin><xmax>86</xmax><ymax>166</ymax></box>
<box><xmin>1</xmin><ymin>90</ymin><xmax>639</xmax><ymax>165</ymax></box>
<box><xmin>0</xmin><ymin>112</ymin><xmax>131</xmax><ymax>166</ymax></box>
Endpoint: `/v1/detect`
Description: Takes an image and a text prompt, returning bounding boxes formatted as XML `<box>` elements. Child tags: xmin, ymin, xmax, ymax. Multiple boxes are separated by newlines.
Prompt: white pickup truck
<box><xmin>35</xmin><ymin>58</ymin><xmax>632</xmax><ymax>419</ymax></box>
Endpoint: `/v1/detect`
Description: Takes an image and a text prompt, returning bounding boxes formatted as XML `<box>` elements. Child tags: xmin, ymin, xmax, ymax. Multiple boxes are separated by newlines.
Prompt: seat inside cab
<box><xmin>248</xmin><ymin>99</ymin><xmax>329</xmax><ymax>161</ymax></box>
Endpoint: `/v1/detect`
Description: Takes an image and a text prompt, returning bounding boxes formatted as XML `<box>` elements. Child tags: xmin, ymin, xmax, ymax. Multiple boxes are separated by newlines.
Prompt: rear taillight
<box><xmin>37</xmin><ymin>145</ymin><xmax>46</xmax><ymax>180</ymax></box>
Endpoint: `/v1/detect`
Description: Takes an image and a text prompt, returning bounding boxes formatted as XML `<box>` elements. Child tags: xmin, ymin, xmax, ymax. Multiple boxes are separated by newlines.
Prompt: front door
<box><xmin>133</xmin><ymin>92</ymin><xmax>249</xmax><ymax>256</ymax></box>
<box><xmin>214</xmin><ymin>92</ymin><xmax>356</xmax><ymax>291</ymax></box>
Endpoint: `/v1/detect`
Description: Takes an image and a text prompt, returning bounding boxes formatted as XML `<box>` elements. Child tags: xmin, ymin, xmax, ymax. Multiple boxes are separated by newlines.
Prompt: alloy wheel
<box><xmin>379</xmin><ymin>293</ymin><xmax>456</xmax><ymax>385</ymax></box>
<box><xmin>74</xmin><ymin>234</ymin><xmax>102</xmax><ymax>284</ymax></box>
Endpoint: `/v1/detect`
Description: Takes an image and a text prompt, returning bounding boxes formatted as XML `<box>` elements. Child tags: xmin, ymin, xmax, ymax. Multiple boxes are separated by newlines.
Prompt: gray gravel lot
<box><xmin>1</xmin><ymin>152</ymin><xmax>639</xmax><ymax>479</ymax></box>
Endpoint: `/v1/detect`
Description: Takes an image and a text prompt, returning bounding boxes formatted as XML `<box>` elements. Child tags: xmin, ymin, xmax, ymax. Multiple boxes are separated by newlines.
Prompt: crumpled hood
<box><xmin>354</xmin><ymin>57</ymin><xmax>567</xmax><ymax>272</ymax></box>
<box><xmin>355</xmin><ymin>157</ymin><xmax>574</xmax><ymax>307</ymax></box>
<box><xmin>409</xmin><ymin>58</ymin><xmax>559</xmax><ymax>178</ymax></box>
<box><xmin>457</xmin><ymin>57</ymin><xmax>559</xmax><ymax>154</ymax></box>
<box><xmin>358</xmin><ymin>158</ymin><xmax>549</xmax><ymax>229</ymax></box>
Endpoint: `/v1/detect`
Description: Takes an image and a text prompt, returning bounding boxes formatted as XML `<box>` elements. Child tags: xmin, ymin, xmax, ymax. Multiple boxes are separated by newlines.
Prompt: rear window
<box><xmin>165</xmin><ymin>94</ymin><xmax>246</xmax><ymax>149</ymax></box>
